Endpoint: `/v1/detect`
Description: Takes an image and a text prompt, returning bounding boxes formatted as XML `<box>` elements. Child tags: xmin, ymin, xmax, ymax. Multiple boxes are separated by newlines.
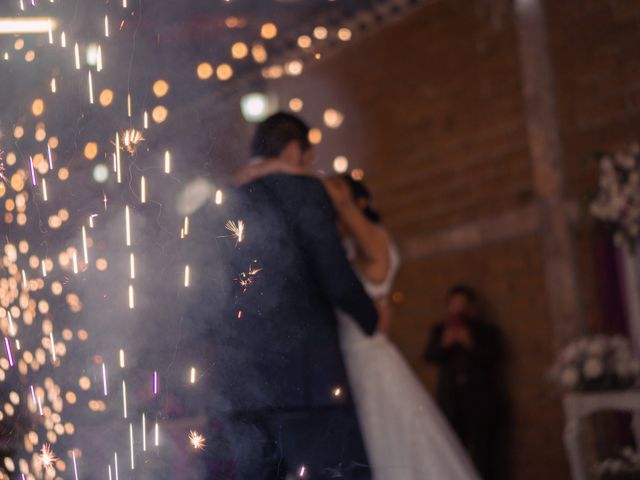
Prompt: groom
<box><xmin>209</xmin><ymin>112</ymin><xmax>380</xmax><ymax>479</ymax></box>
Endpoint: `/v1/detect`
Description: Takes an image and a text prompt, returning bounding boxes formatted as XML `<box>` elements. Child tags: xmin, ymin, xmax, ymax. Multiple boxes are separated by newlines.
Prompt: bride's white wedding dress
<box><xmin>338</xmin><ymin>240</ymin><xmax>481</xmax><ymax>480</ymax></box>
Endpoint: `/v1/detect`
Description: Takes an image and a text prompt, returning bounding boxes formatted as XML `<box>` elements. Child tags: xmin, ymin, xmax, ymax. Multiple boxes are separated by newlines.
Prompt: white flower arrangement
<box><xmin>593</xmin><ymin>447</ymin><xmax>640</xmax><ymax>480</ymax></box>
<box><xmin>590</xmin><ymin>145</ymin><xmax>640</xmax><ymax>248</ymax></box>
<box><xmin>550</xmin><ymin>335</ymin><xmax>640</xmax><ymax>391</ymax></box>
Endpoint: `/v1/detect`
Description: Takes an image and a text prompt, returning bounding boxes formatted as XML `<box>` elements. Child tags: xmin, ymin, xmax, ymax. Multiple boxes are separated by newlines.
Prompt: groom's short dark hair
<box><xmin>250</xmin><ymin>112</ymin><xmax>311</xmax><ymax>158</ymax></box>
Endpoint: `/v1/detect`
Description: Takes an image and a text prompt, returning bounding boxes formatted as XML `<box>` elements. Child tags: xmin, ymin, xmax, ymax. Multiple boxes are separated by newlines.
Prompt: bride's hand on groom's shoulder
<box><xmin>324</xmin><ymin>176</ymin><xmax>353</xmax><ymax>211</ymax></box>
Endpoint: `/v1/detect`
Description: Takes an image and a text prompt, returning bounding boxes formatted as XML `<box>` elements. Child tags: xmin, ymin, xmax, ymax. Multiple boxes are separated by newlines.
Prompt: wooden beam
<box><xmin>514</xmin><ymin>0</ymin><xmax>584</xmax><ymax>345</ymax></box>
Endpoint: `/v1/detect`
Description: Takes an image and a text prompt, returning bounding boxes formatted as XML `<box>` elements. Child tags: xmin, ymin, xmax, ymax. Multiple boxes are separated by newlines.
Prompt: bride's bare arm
<box><xmin>324</xmin><ymin>177</ymin><xmax>390</xmax><ymax>285</ymax></box>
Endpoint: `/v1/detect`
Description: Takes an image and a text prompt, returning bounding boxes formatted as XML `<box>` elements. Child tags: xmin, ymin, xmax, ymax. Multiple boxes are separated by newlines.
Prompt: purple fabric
<box><xmin>595</xmin><ymin>232</ymin><xmax>629</xmax><ymax>336</ymax></box>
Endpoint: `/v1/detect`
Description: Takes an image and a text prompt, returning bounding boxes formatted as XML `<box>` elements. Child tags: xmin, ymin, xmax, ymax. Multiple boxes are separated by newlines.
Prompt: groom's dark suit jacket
<box><xmin>190</xmin><ymin>173</ymin><xmax>378</xmax><ymax>412</ymax></box>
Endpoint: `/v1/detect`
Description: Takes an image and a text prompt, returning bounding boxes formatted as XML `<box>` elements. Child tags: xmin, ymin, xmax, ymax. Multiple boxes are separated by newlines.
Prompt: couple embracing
<box><xmin>197</xmin><ymin>113</ymin><xmax>479</xmax><ymax>480</ymax></box>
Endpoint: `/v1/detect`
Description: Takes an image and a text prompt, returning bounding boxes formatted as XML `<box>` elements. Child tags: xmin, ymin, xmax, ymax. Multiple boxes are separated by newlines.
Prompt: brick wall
<box><xmin>265</xmin><ymin>0</ymin><xmax>640</xmax><ymax>477</ymax></box>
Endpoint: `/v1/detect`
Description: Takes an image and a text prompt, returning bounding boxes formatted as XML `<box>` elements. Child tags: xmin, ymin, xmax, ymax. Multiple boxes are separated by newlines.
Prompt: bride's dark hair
<box><xmin>341</xmin><ymin>174</ymin><xmax>381</xmax><ymax>224</ymax></box>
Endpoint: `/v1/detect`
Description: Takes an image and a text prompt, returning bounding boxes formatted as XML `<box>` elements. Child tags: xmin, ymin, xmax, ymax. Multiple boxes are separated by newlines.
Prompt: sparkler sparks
<box><xmin>40</xmin><ymin>443</ymin><xmax>57</xmax><ymax>471</ymax></box>
<box><xmin>125</xmin><ymin>205</ymin><xmax>132</xmax><ymax>246</ymax></box>
<box><xmin>82</xmin><ymin>225</ymin><xmax>89</xmax><ymax>264</ymax></box>
<box><xmin>188</xmin><ymin>430</ymin><xmax>206</xmax><ymax>450</ymax></box>
<box><xmin>142</xmin><ymin>413</ymin><xmax>147</xmax><ymax>451</ymax></box>
<box><xmin>4</xmin><ymin>338</ymin><xmax>14</xmax><ymax>367</ymax></box>
<box><xmin>122</xmin><ymin>380</ymin><xmax>128</xmax><ymax>418</ymax></box>
<box><xmin>128</xmin><ymin>285</ymin><xmax>134</xmax><ymax>309</ymax></box>
<box><xmin>72</xmin><ymin>450</ymin><xmax>79</xmax><ymax>480</ymax></box>
<box><xmin>140</xmin><ymin>176</ymin><xmax>146</xmax><ymax>203</ymax></box>
<box><xmin>130</xmin><ymin>253</ymin><xmax>135</xmax><ymax>279</ymax></box>
<box><xmin>164</xmin><ymin>150</ymin><xmax>171</xmax><ymax>174</ymax></box>
<box><xmin>102</xmin><ymin>362</ymin><xmax>108</xmax><ymax>395</ymax></box>
<box><xmin>237</xmin><ymin>262</ymin><xmax>263</xmax><ymax>292</ymax></box>
<box><xmin>225</xmin><ymin>219</ymin><xmax>245</xmax><ymax>243</ymax></box>
<box><xmin>121</xmin><ymin>128</ymin><xmax>144</xmax><ymax>154</ymax></box>
<box><xmin>129</xmin><ymin>423</ymin><xmax>135</xmax><ymax>469</ymax></box>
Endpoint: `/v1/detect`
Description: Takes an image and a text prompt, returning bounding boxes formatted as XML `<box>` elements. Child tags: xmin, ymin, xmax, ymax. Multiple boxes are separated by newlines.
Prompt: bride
<box><xmin>323</xmin><ymin>174</ymin><xmax>480</xmax><ymax>480</ymax></box>
<box><xmin>234</xmin><ymin>162</ymin><xmax>480</xmax><ymax>480</ymax></box>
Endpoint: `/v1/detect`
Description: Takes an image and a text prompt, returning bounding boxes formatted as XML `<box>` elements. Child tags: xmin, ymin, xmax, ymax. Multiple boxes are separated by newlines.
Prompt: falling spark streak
<box><xmin>130</xmin><ymin>253</ymin><xmax>135</xmax><ymax>279</ymax></box>
<box><xmin>184</xmin><ymin>265</ymin><xmax>190</xmax><ymax>287</ymax></box>
<box><xmin>184</xmin><ymin>216</ymin><xmax>190</xmax><ymax>236</ymax></box>
<box><xmin>123</xmin><ymin>0</ymin><xmax>128</xmax><ymax>7</ymax></box>
<box><xmin>119</xmin><ymin>349</ymin><xmax>125</xmax><ymax>368</ymax></box>
<box><xmin>40</xmin><ymin>444</ymin><xmax>57</xmax><ymax>471</ymax></box>
<box><xmin>154</xmin><ymin>422</ymin><xmax>159</xmax><ymax>447</ymax></box>
<box><xmin>88</xmin><ymin>70</ymin><xmax>94</xmax><ymax>104</ymax></box>
<box><xmin>47</xmin><ymin>18</ymin><xmax>53</xmax><ymax>43</ymax></box>
<box><xmin>29</xmin><ymin>156</ymin><xmax>36</xmax><ymax>186</ymax></box>
<box><xmin>8</xmin><ymin>313</ymin><xmax>14</xmax><ymax>336</ymax></box>
<box><xmin>153</xmin><ymin>371</ymin><xmax>159</xmax><ymax>395</ymax></box>
<box><xmin>49</xmin><ymin>332</ymin><xmax>56</xmax><ymax>361</ymax></box>
<box><xmin>127</xmin><ymin>94</ymin><xmax>132</xmax><ymax>118</ymax></box>
<box><xmin>112</xmin><ymin>152</ymin><xmax>117</xmax><ymax>172</ymax></box>
<box><xmin>128</xmin><ymin>285</ymin><xmax>134</xmax><ymax>309</ymax></box>
<box><xmin>72</xmin><ymin>250</ymin><xmax>78</xmax><ymax>274</ymax></box>
<box><xmin>116</xmin><ymin>133</ymin><xmax>122</xmax><ymax>183</ymax></box>
<box><xmin>142</xmin><ymin>413</ymin><xmax>147</xmax><ymax>451</ymax></box>
<box><xmin>125</xmin><ymin>205</ymin><xmax>131</xmax><ymax>246</ymax></box>
<box><xmin>15</xmin><ymin>339</ymin><xmax>20</xmax><ymax>351</ymax></box>
<box><xmin>21</xmin><ymin>269</ymin><xmax>27</xmax><ymax>289</ymax></box>
<box><xmin>102</xmin><ymin>363</ymin><xmax>108</xmax><ymax>395</ymax></box>
<box><xmin>90</xmin><ymin>214</ymin><xmax>97</xmax><ymax>228</ymax></box>
<box><xmin>50</xmin><ymin>77</ymin><xmax>56</xmax><ymax>93</ymax></box>
<box><xmin>108</xmin><ymin>465</ymin><xmax>112</xmax><ymax>480</ymax></box>
<box><xmin>140</xmin><ymin>176</ymin><xmax>146</xmax><ymax>203</ymax></box>
<box><xmin>41</xmin><ymin>259</ymin><xmax>47</xmax><ymax>277</ymax></box>
<box><xmin>189</xmin><ymin>430</ymin><xmax>206</xmax><ymax>450</ymax></box>
<box><xmin>42</xmin><ymin>178</ymin><xmax>48</xmax><ymax>201</ymax></box>
<box><xmin>104</xmin><ymin>192</ymin><xmax>108</xmax><ymax>210</ymax></box>
<box><xmin>215</xmin><ymin>189</ymin><xmax>223</xmax><ymax>205</ymax></box>
<box><xmin>82</xmin><ymin>226</ymin><xmax>89</xmax><ymax>264</ymax></box>
<box><xmin>164</xmin><ymin>151</ymin><xmax>171</xmax><ymax>174</ymax></box>
<box><xmin>47</xmin><ymin>144</ymin><xmax>53</xmax><ymax>169</ymax></box>
<box><xmin>104</xmin><ymin>15</ymin><xmax>109</xmax><ymax>37</ymax></box>
<box><xmin>122</xmin><ymin>380</ymin><xmax>128</xmax><ymax>418</ymax></box>
<box><xmin>19</xmin><ymin>0</ymin><xmax>24</xmax><ymax>11</ymax></box>
<box><xmin>225</xmin><ymin>219</ymin><xmax>245</xmax><ymax>243</ymax></box>
<box><xmin>190</xmin><ymin>367</ymin><xmax>196</xmax><ymax>384</ymax></box>
<box><xmin>60</xmin><ymin>31</ymin><xmax>66</xmax><ymax>48</ymax></box>
<box><xmin>114</xmin><ymin>452</ymin><xmax>119</xmax><ymax>480</ymax></box>
<box><xmin>72</xmin><ymin>450</ymin><xmax>79</xmax><ymax>480</ymax></box>
<box><xmin>4</xmin><ymin>338</ymin><xmax>14</xmax><ymax>367</ymax></box>
<box><xmin>30</xmin><ymin>385</ymin><xmax>36</xmax><ymax>404</ymax></box>
<box><xmin>129</xmin><ymin>423</ymin><xmax>135</xmax><ymax>469</ymax></box>
<box><xmin>299</xmin><ymin>465</ymin><xmax>306</xmax><ymax>478</ymax></box>
<box><xmin>74</xmin><ymin>42</ymin><xmax>80</xmax><ymax>69</ymax></box>
<box><xmin>143</xmin><ymin>111</ymin><xmax>149</xmax><ymax>129</ymax></box>
<box><xmin>97</xmin><ymin>45</ymin><xmax>103</xmax><ymax>71</ymax></box>
<box><xmin>37</xmin><ymin>394</ymin><xmax>43</xmax><ymax>415</ymax></box>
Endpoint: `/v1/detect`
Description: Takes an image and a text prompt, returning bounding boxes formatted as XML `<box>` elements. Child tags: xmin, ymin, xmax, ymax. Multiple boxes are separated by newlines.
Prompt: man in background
<box><xmin>424</xmin><ymin>285</ymin><xmax>509</xmax><ymax>480</ymax></box>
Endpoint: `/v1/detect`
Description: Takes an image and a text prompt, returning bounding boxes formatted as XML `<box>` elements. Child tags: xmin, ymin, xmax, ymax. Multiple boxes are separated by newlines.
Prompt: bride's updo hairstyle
<box><xmin>342</xmin><ymin>174</ymin><xmax>381</xmax><ymax>224</ymax></box>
